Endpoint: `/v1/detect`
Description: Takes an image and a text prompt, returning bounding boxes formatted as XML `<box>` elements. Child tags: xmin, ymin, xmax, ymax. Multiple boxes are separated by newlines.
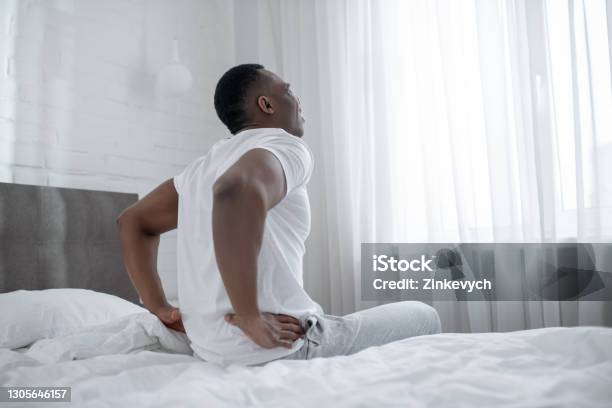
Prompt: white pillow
<box><xmin>0</xmin><ymin>289</ymin><xmax>147</xmax><ymax>349</ymax></box>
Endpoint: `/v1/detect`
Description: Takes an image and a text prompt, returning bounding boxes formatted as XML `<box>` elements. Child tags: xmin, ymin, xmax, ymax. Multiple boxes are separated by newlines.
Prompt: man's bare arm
<box><xmin>116</xmin><ymin>179</ymin><xmax>183</xmax><ymax>331</ymax></box>
<box><xmin>213</xmin><ymin>148</ymin><xmax>303</xmax><ymax>348</ymax></box>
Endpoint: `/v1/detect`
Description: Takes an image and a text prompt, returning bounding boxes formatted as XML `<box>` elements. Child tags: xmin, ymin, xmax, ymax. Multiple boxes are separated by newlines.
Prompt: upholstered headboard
<box><xmin>0</xmin><ymin>182</ymin><xmax>141</xmax><ymax>304</ymax></box>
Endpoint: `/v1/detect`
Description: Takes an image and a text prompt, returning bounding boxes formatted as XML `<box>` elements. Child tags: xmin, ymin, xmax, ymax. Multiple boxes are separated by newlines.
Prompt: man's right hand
<box><xmin>224</xmin><ymin>312</ymin><xmax>305</xmax><ymax>349</ymax></box>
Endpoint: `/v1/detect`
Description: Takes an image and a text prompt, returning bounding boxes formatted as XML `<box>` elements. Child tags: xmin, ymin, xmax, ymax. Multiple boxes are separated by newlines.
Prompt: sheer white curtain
<box><xmin>231</xmin><ymin>0</ymin><xmax>612</xmax><ymax>331</ymax></box>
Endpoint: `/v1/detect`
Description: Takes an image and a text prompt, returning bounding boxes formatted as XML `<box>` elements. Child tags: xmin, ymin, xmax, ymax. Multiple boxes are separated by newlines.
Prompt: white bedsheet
<box><xmin>1</xmin><ymin>312</ymin><xmax>611</xmax><ymax>407</ymax></box>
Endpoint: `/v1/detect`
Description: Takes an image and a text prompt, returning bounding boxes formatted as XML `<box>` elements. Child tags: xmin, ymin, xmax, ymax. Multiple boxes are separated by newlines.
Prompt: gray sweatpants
<box><xmin>272</xmin><ymin>301</ymin><xmax>441</xmax><ymax>362</ymax></box>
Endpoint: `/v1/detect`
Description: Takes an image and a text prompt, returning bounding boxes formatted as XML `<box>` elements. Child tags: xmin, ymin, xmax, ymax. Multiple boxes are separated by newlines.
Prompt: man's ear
<box><xmin>257</xmin><ymin>96</ymin><xmax>274</xmax><ymax>114</ymax></box>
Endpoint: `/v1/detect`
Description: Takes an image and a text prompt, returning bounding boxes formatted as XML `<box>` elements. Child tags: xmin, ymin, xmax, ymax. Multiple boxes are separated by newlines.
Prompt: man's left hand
<box><xmin>154</xmin><ymin>305</ymin><xmax>186</xmax><ymax>333</ymax></box>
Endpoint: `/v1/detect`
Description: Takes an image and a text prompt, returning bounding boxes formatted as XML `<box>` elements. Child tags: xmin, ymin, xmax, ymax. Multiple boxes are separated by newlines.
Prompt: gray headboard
<box><xmin>0</xmin><ymin>182</ymin><xmax>141</xmax><ymax>304</ymax></box>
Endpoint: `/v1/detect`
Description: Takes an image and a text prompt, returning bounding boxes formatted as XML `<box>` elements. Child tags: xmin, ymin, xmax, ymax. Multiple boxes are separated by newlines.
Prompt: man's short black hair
<box><xmin>214</xmin><ymin>63</ymin><xmax>265</xmax><ymax>134</ymax></box>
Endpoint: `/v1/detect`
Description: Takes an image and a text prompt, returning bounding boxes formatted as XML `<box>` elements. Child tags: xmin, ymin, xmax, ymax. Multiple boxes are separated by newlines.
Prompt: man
<box><xmin>117</xmin><ymin>64</ymin><xmax>441</xmax><ymax>367</ymax></box>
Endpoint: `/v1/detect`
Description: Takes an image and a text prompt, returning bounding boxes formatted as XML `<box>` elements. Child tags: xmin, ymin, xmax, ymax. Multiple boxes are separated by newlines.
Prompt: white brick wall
<box><xmin>0</xmin><ymin>0</ymin><xmax>237</xmax><ymax>301</ymax></box>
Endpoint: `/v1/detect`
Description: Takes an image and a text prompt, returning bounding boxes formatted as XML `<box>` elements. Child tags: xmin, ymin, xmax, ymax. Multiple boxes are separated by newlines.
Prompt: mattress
<box><xmin>1</xmin><ymin>313</ymin><xmax>611</xmax><ymax>407</ymax></box>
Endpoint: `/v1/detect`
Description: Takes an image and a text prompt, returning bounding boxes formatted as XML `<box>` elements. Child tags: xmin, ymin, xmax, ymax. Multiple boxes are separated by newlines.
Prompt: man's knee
<box><xmin>404</xmin><ymin>301</ymin><xmax>442</xmax><ymax>335</ymax></box>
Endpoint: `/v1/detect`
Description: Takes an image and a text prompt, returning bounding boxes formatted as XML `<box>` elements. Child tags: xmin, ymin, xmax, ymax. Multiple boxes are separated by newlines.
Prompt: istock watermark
<box><xmin>371</xmin><ymin>254</ymin><xmax>435</xmax><ymax>272</ymax></box>
<box><xmin>361</xmin><ymin>243</ymin><xmax>611</xmax><ymax>302</ymax></box>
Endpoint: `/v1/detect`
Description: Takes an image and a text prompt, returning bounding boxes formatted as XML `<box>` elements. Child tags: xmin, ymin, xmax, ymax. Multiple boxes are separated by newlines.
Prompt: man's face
<box><xmin>257</xmin><ymin>70</ymin><xmax>305</xmax><ymax>137</ymax></box>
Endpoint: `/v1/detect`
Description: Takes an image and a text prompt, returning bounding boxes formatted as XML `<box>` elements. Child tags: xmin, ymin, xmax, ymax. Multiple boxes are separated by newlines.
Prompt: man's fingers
<box><xmin>160</xmin><ymin>313</ymin><xmax>174</xmax><ymax>324</ymax></box>
<box><xmin>160</xmin><ymin>317</ymin><xmax>186</xmax><ymax>333</ymax></box>
<box><xmin>275</xmin><ymin>315</ymin><xmax>304</xmax><ymax>337</ymax></box>
<box><xmin>282</xmin><ymin>322</ymin><xmax>305</xmax><ymax>335</ymax></box>
<box><xmin>278</xmin><ymin>329</ymin><xmax>302</xmax><ymax>341</ymax></box>
<box><xmin>276</xmin><ymin>338</ymin><xmax>294</xmax><ymax>349</ymax></box>
<box><xmin>158</xmin><ymin>307</ymin><xmax>180</xmax><ymax>323</ymax></box>
<box><xmin>264</xmin><ymin>312</ymin><xmax>302</xmax><ymax>328</ymax></box>
<box><xmin>170</xmin><ymin>321</ymin><xmax>186</xmax><ymax>333</ymax></box>
<box><xmin>170</xmin><ymin>308</ymin><xmax>181</xmax><ymax>321</ymax></box>
<box><xmin>274</xmin><ymin>314</ymin><xmax>301</xmax><ymax>325</ymax></box>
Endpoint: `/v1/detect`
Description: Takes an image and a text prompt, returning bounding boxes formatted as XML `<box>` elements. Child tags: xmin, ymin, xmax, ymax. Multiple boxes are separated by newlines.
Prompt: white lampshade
<box><xmin>157</xmin><ymin>39</ymin><xmax>193</xmax><ymax>95</ymax></box>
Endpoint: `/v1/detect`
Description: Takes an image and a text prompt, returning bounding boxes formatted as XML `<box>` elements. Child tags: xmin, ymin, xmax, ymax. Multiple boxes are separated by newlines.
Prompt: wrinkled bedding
<box><xmin>1</xmin><ymin>312</ymin><xmax>611</xmax><ymax>407</ymax></box>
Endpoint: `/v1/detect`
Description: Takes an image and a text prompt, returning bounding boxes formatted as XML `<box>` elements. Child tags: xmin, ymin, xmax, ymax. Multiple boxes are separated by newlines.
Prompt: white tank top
<box><xmin>173</xmin><ymin>127</ymin><xmax>324</xmax><ymax>366</ymax></box>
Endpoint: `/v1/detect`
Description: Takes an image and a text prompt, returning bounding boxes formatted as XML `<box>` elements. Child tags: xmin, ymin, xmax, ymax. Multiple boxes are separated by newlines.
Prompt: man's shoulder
<box><xmin>250</xmin><ymin>130</ymin><xmax>312</xmax><ymax>158</ymax></box>
<box><xmin>237</xmin><ymin>128</ymin><xmax>305</xmax><ymax>146</ymax></box>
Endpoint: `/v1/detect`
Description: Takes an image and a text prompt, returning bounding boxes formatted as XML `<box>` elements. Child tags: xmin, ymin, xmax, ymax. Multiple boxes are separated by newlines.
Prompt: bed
<box><xmin>1</xmin><ymin>182</ymin><xmax>612</xmax><ymax>407</ymax></box>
